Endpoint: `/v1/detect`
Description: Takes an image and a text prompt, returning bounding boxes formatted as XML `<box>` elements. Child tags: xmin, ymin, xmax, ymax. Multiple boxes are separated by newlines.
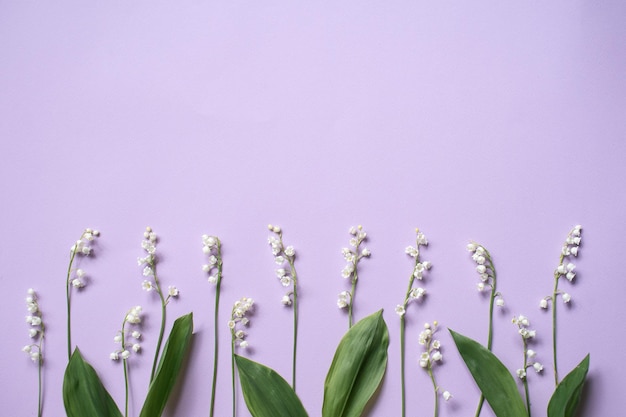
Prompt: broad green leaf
<box><xmin>450</xmin><ymin>329</ymin><xmax>527</xmax><ymax>417</ymax></box>
<box><xmin>235</xmin><ymin>355</ymin><xmax>309</xmax><ymax>417</ymax></box>
<box><xmin>139</xmin><ymin>312</ymin><xmax>194</xmax><ymax>417</ymax></box>
<box><xmin>548</xmin><ymin>354</ymin><xmax>590</xmax><ymax>417</ymax></box>
<box><xmin>63</xmin><ymin>348</ymin><xmax>123</xmax><ymax>417</ymax></box>
<box><xmin>322</xmin><ymin>310</ymin><xmax>389</xmax><ymax>417</ymax></box>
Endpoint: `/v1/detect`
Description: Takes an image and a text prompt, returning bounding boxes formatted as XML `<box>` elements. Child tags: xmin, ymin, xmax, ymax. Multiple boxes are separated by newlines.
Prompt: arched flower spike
<box><xmin>467</xmin><ymin>241</ymin><xmax>504</xmax><ymax>417</ymax></box>
<box><xmin>397</xmin><ymin>228</ymin><xmax>430</xmax><ymax>417</ymax></box>
<box><xmin>540</xmin><ymin>225</ymin><xmax>583</xmax><ymax>386</ymax></box>
<box><xmin>338</xmin><ymin>225</ymin><xmax>371</xmax><ymax>328</ymax></box>
<box><xmin>137</xmin><ymin>227</ymin><xmax>179</xmax><ymax>384</ymax></box>
<box><xmin>202</xmin><ymin>234</ymin><xmax>223</xmax><ymax>417</ymax></box>
<box><xmin>229</xmin><ymin>297</ymin><xmax>255</xmax><ymax>417</ymax></box>
<box><xmin>419</xmin><ymin>321</ymin><xmax>452</xmax><ymax>417</ymax></box>
<box><xmin>110</xmin><ymin>306</ymin><xmax>143</xmax><ymax>417</ymax></box>
<box><xmin>23</xmin><ymin>288</ymin><xmax>45</xmax><ymax>417</ymax></box>
<box><xmin>512</xmin><ymin>314</ymin><xmax>543</xmax><ymax>417</ymax></box>
<box><xmin>267</xmin><ymin>224</ymin><xmax>300</xmax><ymax>391</ymax></box>
<box><xmin>66</xmin><ymin>228</ymin><xmax>100</xmax><ymax>360</ymax></box>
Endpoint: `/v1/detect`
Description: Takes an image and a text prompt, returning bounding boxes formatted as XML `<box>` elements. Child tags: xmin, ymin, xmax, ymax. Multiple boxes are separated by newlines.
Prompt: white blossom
<box><xmin>395</xmin><ymin>305</ymin><xmax>406</xmax><ymax>317</ymax></box>
<box><xmin>168</xmin><ymin>286</ymin><xmax>179</xmax><ymax>297</ymax></box>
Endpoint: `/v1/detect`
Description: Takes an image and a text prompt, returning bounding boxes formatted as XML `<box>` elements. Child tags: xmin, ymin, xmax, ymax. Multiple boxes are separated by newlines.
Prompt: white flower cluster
<box><xmin>22</xmin><ymin>289</ymin><xmax>44</xmax><ymax>363</ymax></box>
<box><xmin>467</xmin><ymin>242</ymin><xmax>504</xmax><ymax>307</ymax></box>
<box><xmin>540</xmin><ymin>225</ymin><xmax>582</xmax><ymax>308</ymax></box>
<box><xmin>111</xmin><ymin>306</ymin><xmax>143</xmax><ymax>361</ymax></box>
<box><xmin>337</xmin><ymin>291</ymin><xmax>350</xmax><ymax>309</ymax></box>
<box><xmin>70</xmin><ymin>228</ymin><xmax>100</xmax><ymax>256</ymax></box>
<box><xmin>512</xmin><ymin>315</ymin><xmax>543</xmax><ymax>379</ymax></box>
<box><xmin>202</xmin><ymin>235</ymin><xmax>222</xmax><ymax>284</ymax></box>
<box><xmin>138</xmin><ymin>227</ymin><xmax>179</xmax><ymax>301</ymax></box>
<box><xmin>396</xmin><ymin>229</ymin><xmax>430</xmax><ymax>317</ymax></box>
<box><xmin>337</xmin><ymin>226</ymin><xmax>370</xmax><ymax>309</ymax></box>
<box><xmin>418</xmin><ymin>322</ymin><xmax>443</xmax><ymax>367</ymax></box>
<box><xmin>69</xmin><ymin>228</ymin><xmax>100</xmax><ymax>288</ymax></box>
<box><xmin>138</xmin><ymin>226</ymin><xmax>158</xmax><ymax>290</ymax></box>
<box><xmin>229</xmin><ymin>297</ymin><xmax>254</xmax><ymax>349</ymax></box>
<box><xmin>418</xmin><ymin>321</ymin><xmax>452</xmax><ymax>401</ymax></box>
<box><xmin>267</xmin><ymin>224</ymin><xmax>297</xmax><ymax>306</ymax></box>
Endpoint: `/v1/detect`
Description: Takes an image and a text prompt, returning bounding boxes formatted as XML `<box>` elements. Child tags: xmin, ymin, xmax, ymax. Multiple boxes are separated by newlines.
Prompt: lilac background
<box><xmin>1</xmin><ymin>1</ymin><xmax>625</xmax><ymax>416</ymax></box>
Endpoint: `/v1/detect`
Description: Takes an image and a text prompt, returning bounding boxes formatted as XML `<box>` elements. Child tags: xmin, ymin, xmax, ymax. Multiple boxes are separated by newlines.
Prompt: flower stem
<box><xmin>231</xmin><ymin>340</ymin><xmax>236</xmax><ymax>417</ymax></box>
<box><xmin>123</xmin><ymin>359</ymin><xmax>130</xmax><ymax>417</ymax></box>
<box><xmin>427</xmin><ymin>365</ymin><xmax>439</xmax><ymax>417</ymax></box>
<box><xmin>288</xmin><ymin>251</ymin><xmax>299</xmax><ymax>392</ymax></box>
<box><xmin>66</xmin><ymin>248</ymin><xmax>78</xmax><ymax>361</ymax></box>
<box><xmin>474</xmin><ymin>248</ymin><xmax>497</xmax><ymax>417</ymax></box>
<box><xmin>291</xmin><ymin>277</ymin><xmax>298</xmax><ymax>392</ymax></box>
<box><xmin>209</xmin><ymin>241</ymin><xmax>223</xmax><ymax>417</ymax></box>
<box><xmin>348</xmin><ymin>270</ymin><xmax>357</xmax><ymax>329</ymax></box>
<box><xmin>400</xmin><ymin>271</ymin><xmax>415</xmax><ymax>417</ymax></box>
<box><xmin>37</xmin><ymin>351</ymin><xmax>43</xmax><ymax>417</ymax></box>
<box><xmin>551</xmin><ymin>254</ymin><xmax>564</xmax><ymax>386</ymax></box>
<box><xmin>522</xmin><ymin>338</ymin><xmax>531</xmax><ymax>417</ymax></box>
<box><xmin>400</xmin><ymin>315</ymin><xmax>407</xmax><ymax>417</ymax></box>
<box><xmin>149</xmin><ymin>267</ymin><xmax>167</xmax><ymax>384</ymax></box>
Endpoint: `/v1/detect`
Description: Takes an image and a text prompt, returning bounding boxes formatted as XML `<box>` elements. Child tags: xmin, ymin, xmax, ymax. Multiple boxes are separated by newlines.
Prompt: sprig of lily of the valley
<box><xmin>21</xmin><ymin>224</ymin><xmax>589</xmax><ymax>417</ymax></box>
<box><xmin>59</xmin><ymin>227</ymin><xmax>193</xmax><ymax>417</ymax></box>
<box><xmin>267</xmin><ymin>224</ymin><xmax>300</xmax><ymax>391</ymax></box>
<box><xmin>452</xmin><ymin>225</ymin><xmax>589</xmax><ymax>417</ymax></box>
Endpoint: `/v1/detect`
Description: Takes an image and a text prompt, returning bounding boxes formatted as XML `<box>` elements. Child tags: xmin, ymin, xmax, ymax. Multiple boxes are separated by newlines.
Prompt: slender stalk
<box><xmin>37</xmin><ymin>351</ymin><xmax>43</xmax><ymax>417</ymax></box>
<box><xmin>231</xmin><ymin>340</ymin><xmax>236</xmax><ymax>417</ymax></box>
<box><xmin>522</xmin><ymin>339</ymin><xmax>531</xmax><ymax>417</ymax></box>
<box><xmin>400</xmin><ymin>274</ymin><xmax>415</xmax><ymax>417</ymax></box>
<box><xmin>400</xmin><ymin>315</ymin><xmax>407</xmax><ymax>417</ymax></box>
<box><xmin>66</xmin><ymin>248</ymin><xmax>78</xmax><ymax>360</ymax></box>
<box><xmin>348</xmin><ymin>272</ymin><xmax>357</xmax><ymax>328</ymax></box>
<box><xmin>474</xmin><ymin>247</ymin><xmax>497</xmax><ymax>417</ymax></box>
<box><xmin>551</xmin><ymin>254</ymin><xmax>564</xmax><ymax>386</ymax></box>
<box><xmin>209</xmin><ymin>241</ymin><xmax>223</xmax><ymax>417</ymax></box>
<box><xmin>291</xmin><ymin>274</ymin><xmax>298</xmax><ymax>392</ymax></box>
<box><xmin>123</xmin><ymin>358</ymin><xmax>130</xmax><ymax>417</ymax></box>
<box><xmin>427</xmin><ymin>365</ymin><xmax>439</xmax><ymax>417</ymax></box>
<box><xmin>149</xmin><ymin>287</ymin><xmax>167</xmax><ymax>383</ymax></box>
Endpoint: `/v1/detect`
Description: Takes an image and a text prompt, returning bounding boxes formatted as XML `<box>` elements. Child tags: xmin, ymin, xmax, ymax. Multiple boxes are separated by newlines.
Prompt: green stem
<box><xmin>287</xmin><ymin>251</ymin><xmax>299</xmax><ymax>392</ymax></box>
<box><xmin>38</xmin><ymin>350</ymin><xmax>43</xmax><ymax>417</ymax></box>
<box><xmin>66</xmin><ymin>248</ymin><xmax>77</xmax><ymax>361</ymax></box>
<box><xmin>123</xmin><ymin>359</ymin><xmax>129</xmax><ymax>417</ymax></box>
<box><xmin>231</xmin><ymin>340</ymin><xmax>236</xmax><ymax>417</ymax></box>
<box><xmin>292</xmin><ymin>278</ymin><xmax>298</xmax><ymax>392</ymax></box>
<box><xmin>400</xmin><ymin>315</ymin><xmax>406</xmax><ymax>417</ymax></box>
<box><xmin>552</xmin><ymin>255</ymin><xmax>563</xmax><ymax>386</ymax></box>
<box><xmin>552</xmin><ymin>280</ymin><xmax>559</xmax><ymax>386</ymax></box>
<box><xmin>523</xmin><ymin>339</ymin><xmax>531</xmax><ymax>417</ymax></box>
<box><xmin>149</xmin><ymin>266</ymin><xmax>167</xmax><ymax>383</ymax></box>
<box><xmin>400</xmin><ymin>271</ymin><xmax>415</xmax><ymax>417</ymax></box>
<box><xmin>348</xmin><ymin>269</ymin><xmax>357</xmax><ymax>329</ymax></box>
<box><xmin>209</xmin><ymin>242</ymin><xmax>223</xmax><ymax>417</ymax></box>
<box><xmin>428</xmin><ymin>365</ymin><xmax>439</xmax><ymax>417</ymax></box>
<box><xmin>474</xmin><ymin>248</ymin><xmax>497</xmax><ymax>417</ymax></box>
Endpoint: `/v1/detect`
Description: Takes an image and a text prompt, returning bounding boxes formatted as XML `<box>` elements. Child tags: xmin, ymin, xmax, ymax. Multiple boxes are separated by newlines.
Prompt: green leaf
<box><xmin>63</xmin><ymin>348</ymin><xmax>123</xmax><ymax>417</ymax></box>
<box><xmin>322</xmin><ymin>309</ymin><xmax>389</xmax><ymax>417</ymax></box>
<box><xmin>235</xmin><ymin>355</ymin><xmax>309</xmax><ymax>417</ymax></box>
<box><xmin>139</xmin><ymin>312</ymin><xmax>194</xmax><ymax>417</ymax></box>
<box><xmin>449</xmin><ymin>329</ymin><xmax>527</xmax><ymax>417</ymax></box>
<box><xmin>548</xmin><ymin>354</ymin><xmax>590</xmax><ymax>417</ymax></box>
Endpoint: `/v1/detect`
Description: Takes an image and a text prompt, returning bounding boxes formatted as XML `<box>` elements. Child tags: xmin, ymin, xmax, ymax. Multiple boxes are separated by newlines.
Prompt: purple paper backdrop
<box><xmin>1</xmin><ymin>1</ymin><xmax>625</xmax><ymax>416</ymax></box>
